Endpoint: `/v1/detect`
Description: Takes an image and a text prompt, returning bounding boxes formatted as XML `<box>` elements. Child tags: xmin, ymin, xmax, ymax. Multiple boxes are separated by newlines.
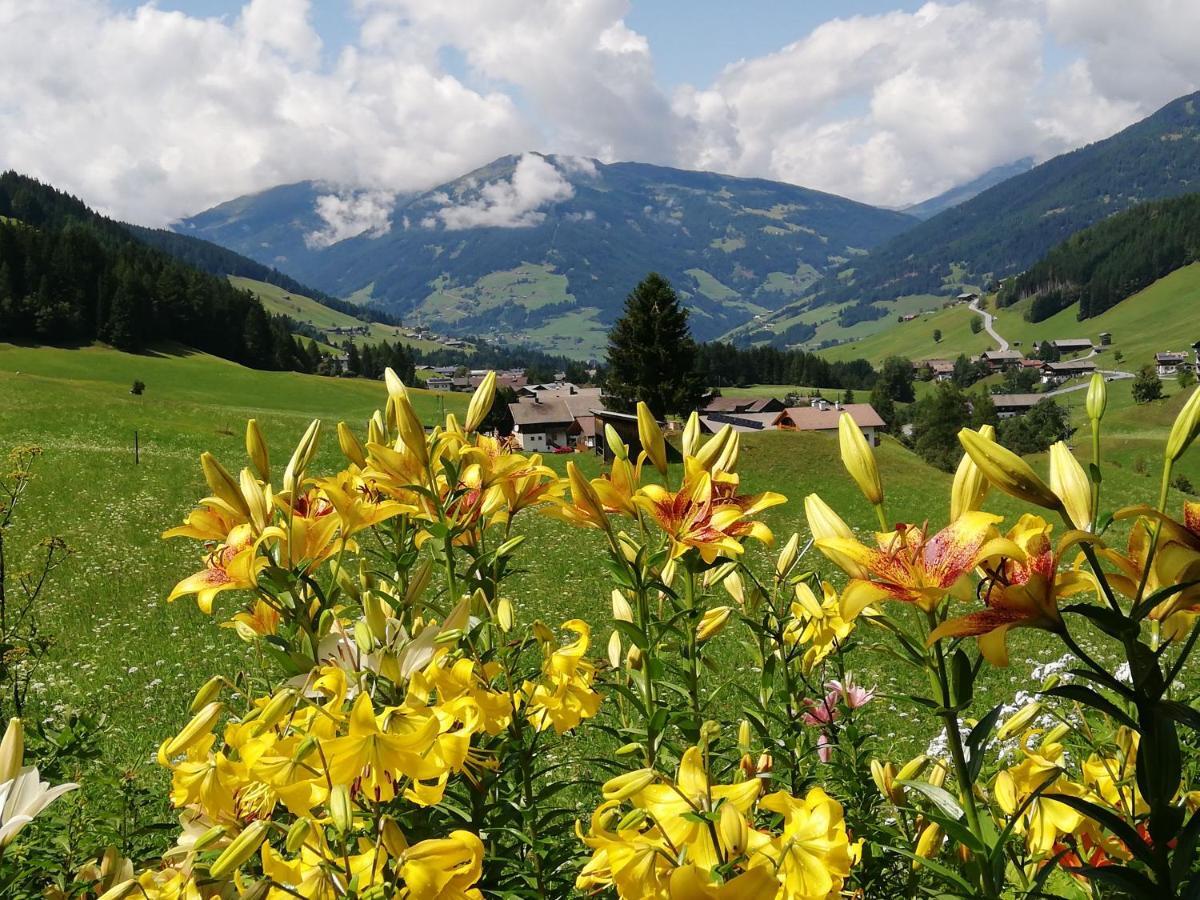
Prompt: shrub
<box><xmin>129</xmin><ymin>379</ymin><xmax>145</xmax><ymax>395</ymax></box>
<box><xmin>6</xmin><ymin>371</ymin><xmax>1200</xmax><ymax>898</ymax></box>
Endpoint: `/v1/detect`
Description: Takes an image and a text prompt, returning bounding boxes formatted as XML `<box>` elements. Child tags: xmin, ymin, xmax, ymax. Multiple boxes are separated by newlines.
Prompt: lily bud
<box><xmin>329</xmin><ymin>784</ymin><xmax>353</xmax><ymax>832</ymax></box>
<box><xmin>190</xmin><ymin>676</ymin><xmax>223</xmax><ymax>714</ymax></box>
<box><xmin>958</xmin><ymin>428</ymin><xmax>1061</xmax><ymax>511</ymax></box>
<box><xmin>393</xmin><ymin>395</ymin><xmax>429</xmax><ymax>468</ymax></box>
<box><xmin>870</xmin><ymin>759</ymin><xmax>902</xmax><ymax>804</ymax></box>
<box><xmin>696</xmin><ymin>606</ymin><xmax>732</xmax><ymax>642</ymax></box>
<box><xmin>495</xmin><ymin>597</ymin><xmax>514</xmax><ymax>633</ymax></box>
<box><xmin>626</xmin><ymin>644</ymin><xmax>643</xmax><ymax>670</ymax></box>
<box><xmin>201</xmin><ymin>452</ymin><xmax>250</xmax><ymax>517</ymax></box>
<box><xmin>191</xmin><ymin>824</ymin><xmax>226</xmax><ymax>853</ymax></box>
<box><xmin>0</xmin><ymin>719</ymin><xmax>23</xmax><ymax>783</ymax></box>
<box><xmin>567</xmin><ymin>461</ymin><xmax>609</xmax><ymax>531</ymax></box>
<box><xmin>914</xmin><ymin>822</ymin><xmax>943</xmax><ymax>864</ymax></box>
<box><xmin>605</xmin><ymin>424</ymin><xmax>628</xmax><ymax>460</ymax></box>
<box><xmin>285</xmin><ymin>818</ymin><xmax>312</xmax><ymax>853</ymax></box>
<box><xmin>950</xmin><ymin>424</ymin><xmax>994</xmax><ymax>520</ymax></box>
<box><xmin>250</xmin><ymin>689</ymin><xmax>298</xmax><ymax>736</ymax></box>
<box><xmin>1086</xmin><ymin>373</ymin><xmax>1107</xmax><ymax>422</ymax></box>
<box><xmin>1166</xmin><ymin>386</ymin><xmax>1200</xmax><ymax>462</ymax></box>
<box><xmin>384</xmin><ymin>367</ymin><xmax>409</xmax><ymax>403</ymax></box>
<box><xmin>927</xmin><ymin>761</ymin><xmax>948</xmax><ymax>789</ymax></box>
<box><xmin>695</xmin><ymin>425</ymin><xmax>732</xmax><ymax>470</ymax></box>
<box><xmin>996</xmin><ymin>701</ymin><xmax>1042</xmax><ymax>741</ymax></box>
<box><xmin>617</xmin><ymin>808</ymin><xmax>649</xmax><ymax>831</ymax></box>
<box><xmin>239</xmin><ymin>468</ymin><xmax>270</xmax><ymax>532</ymax></box>
<box><xmin>636</xmin><ymin>402</ymin><xmax>668</xmax><ymax>476</ymax></box>
<box><xmin>607</xmin><ymin>630</ymin><xmax>621</xmax><ymax>668</ymax></box>
<box><xmin>602</xmin><ymin>768</ymin><xmax>657</xmax><ymax>802</ymax></box>
<box><xmin>208</xmin><ymin>821</ymin><xmax>268</xmax><ymax>879</ymax></box>
<box><xmin>714</xmin><ymin>430</ymin><xmax>740</xmax><ymax>473</ymax></box>
<box><xmin>532</xmin><ymin>620</ymin><xmax>556</xmax><ymax>644</ymax></box>
<box><xmin>96</xmin><ymin>882</ymin><xmax>139</xmax><ymax>900</ymax></box>
<box><xmin>245</xmin><ymin>419</ymin><xmax>270</xmax><ymax>480</ymax></box>
<box><xmin>755</xmin><ymin>751</ymin><xmax>773</xmax><ymax>776</ymax></box>
<box><xmin>719</xmin><ymin>801</ymin><xmax>748</xmax><ymax>856</ymax></box>
<box><xmin>897</xmin><ymin>754</ymin><xmax>930</xmax><ymax>783</ymax></box>
<box><xmin>681</xmin><ymin>412</ymin><xmax>700</xmax><ymax>458</ymax></box>
<box><xmin>721</xmin><ymin>571</ymin><xmax>745</xmax><ymax>606</ymax></box>
<box><xmin>283</xmin><ymin>419</ymin><xmax>321</xmax><ymax>496</ymax></box>
<box><xmin>363</xmin><ymin>593</ymin><xmax>389</xmax><ymax>641</ymax></box>
<box><xmin>1043</xmin><ymin>723</ymin><xmax>1071</xmax><ymax>746</ymax></box>
<box><xmin>775</xmin><ymin>533</ymin><xmax>800</xmax><ymax>578</ymax></box>
<box><xmin>368</xmin><ymin>412</ymin><xmax>386</xmax><ymax>446</ymax></box>
<box><xmin>337</xmin><ymin>422</ymin><xmax>367</xmax><ymax>468</ymax></box>
<box><xmin>611</xmin><ymin>590</ymin><xmax>634</xmax><ymax>623</ymax></box>
<box><xmin>737</xmin><ymin>719</ymin><xmax>752</xmax><ymax>753</ymax></box>
<box><xmin>839</xmin><ymin>412</ymin><xmax>883</xmax><ymax>507</ymax></box>
<box><xmin>805</xmin><ymin>494</ymin><xmax>866</xmax><ymax>579</ymax></box>
<box><xmin>464</xmin><ymin>371</ymin><xmax>496</xmax><ymax>433</ymax></box>
<box><xmin>159</xmin><ymin>702</ymin><xmax>222</xmax><ymax>763</ymax></box>
<box><xmin>615</xmin><ymin>742</ymin><xmax>642</xmax><ymax>756</ymax></box>
<box><xmin>1050</xmin><ymin>442</ymin><xmax>1093</xmax><ymax>530</ymax></box>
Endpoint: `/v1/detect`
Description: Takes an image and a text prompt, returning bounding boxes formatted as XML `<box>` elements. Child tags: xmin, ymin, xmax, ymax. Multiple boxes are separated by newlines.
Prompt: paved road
<box><xmin>969</xmin><ymin>297</ymin><xmax>1008</xmax><ymax>351</ymax></box>
<box><xmin>968</xmin><ymin>296</ymin><xmax>1135</xmax><ymax>385</ymax></box>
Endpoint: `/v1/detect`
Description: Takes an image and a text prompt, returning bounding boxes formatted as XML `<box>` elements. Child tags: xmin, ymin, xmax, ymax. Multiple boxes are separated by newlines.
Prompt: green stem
<box><xmin>926</xmin><ymin>613</ymin><xmax>998</xmax><ymax>899</ymax></box>
<box><xmin>683</xmin><ymin>564</ymin><xmax>702</xmax><ymax>732</ymax></box>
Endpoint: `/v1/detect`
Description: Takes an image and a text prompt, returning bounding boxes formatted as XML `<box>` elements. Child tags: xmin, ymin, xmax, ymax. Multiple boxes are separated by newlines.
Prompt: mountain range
<box><xmin>176</xmin><ymin>90</ymin><xmax>1200</xmax><ymax>358</ymax></box>
<box><xmin>177</xmin><ymin>155</ymin><xmax>916</xmax><ymax>356</ymax></box>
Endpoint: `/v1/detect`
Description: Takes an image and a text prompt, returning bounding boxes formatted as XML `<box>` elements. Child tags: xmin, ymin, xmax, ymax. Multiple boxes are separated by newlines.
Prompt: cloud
<box><xmin>306</xmin><ymin>189</ymin><xmax>396</xmax><ymax>247</ymax></box>
<box><xmin>2</xmin><ymin>0</ymin><xmax>1200</xmax><ymax>224</ymax></box>
<box><xmin>426</xmin><ymin>153</ymin><xmax>574</xmax><ymax>230</ymax></box>
<box><xmin>0</xmin><ymin>0</ymin><xmax>532</xmax><ymax>224</ymax></box>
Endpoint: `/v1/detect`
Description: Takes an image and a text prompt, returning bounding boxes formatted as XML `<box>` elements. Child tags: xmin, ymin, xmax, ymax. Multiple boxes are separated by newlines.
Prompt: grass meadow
<box><xmin>2</xmin><ymin>340</ymin><xmax>1198</xmax><ymax>839</ymax></box>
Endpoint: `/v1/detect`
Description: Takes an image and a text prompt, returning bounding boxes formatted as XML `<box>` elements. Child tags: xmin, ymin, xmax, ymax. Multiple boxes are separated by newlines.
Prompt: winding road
<box><xmin>966</xmin><ymin>296</ymin><xmax>1134</xmax><ymax>394</ymax></box>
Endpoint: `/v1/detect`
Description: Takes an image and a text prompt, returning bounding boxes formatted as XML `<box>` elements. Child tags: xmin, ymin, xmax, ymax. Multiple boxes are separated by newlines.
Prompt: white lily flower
<box><xmin>0</xmin><ymin>765</ymin><xmax>79</xmax><ymax>847</ymax></box>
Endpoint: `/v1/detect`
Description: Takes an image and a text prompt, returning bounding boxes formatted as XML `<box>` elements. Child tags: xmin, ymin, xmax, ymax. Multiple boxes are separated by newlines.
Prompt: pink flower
<box><xmin>801</xmin><ymin>692</ymin><xmax>840</xmax><ymax>727</ymax></box>
<box><xmin>817</xmin><ymin>732</ymin><xmax>833</xmax><ymax>763</ymax></box>
<box><xmin>826</xmin><ymin>673</ymin><xmax>876</xmax><ymax>710</ymax></box>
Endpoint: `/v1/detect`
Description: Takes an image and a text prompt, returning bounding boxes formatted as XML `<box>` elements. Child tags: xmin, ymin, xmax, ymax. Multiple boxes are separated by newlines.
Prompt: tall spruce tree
<box><xmin>604</xmin><ymin>273</ymin><xmax>704</xmax><ymax>417</ymax></box>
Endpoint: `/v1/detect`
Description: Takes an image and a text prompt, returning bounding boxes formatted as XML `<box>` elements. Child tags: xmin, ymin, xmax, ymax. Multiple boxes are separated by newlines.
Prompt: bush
<box><xmin>129</xmin><ymin>379</ymin><xmax>145</xmax><ymax>395</ymax></box>
<box><xmin>1132</xmin><ymin>365</ymin><xmax>1164</xmax><ymax>403</ymax></box>
<box><xmin>1172</xmin><ymin>473</ymin><xmax>1195</xmax><ymax>495</ymax></box>
<box><xmin>7</xmin><ymin>372</ymin><xmax>1200</xmax><ymax>897</ymax></box>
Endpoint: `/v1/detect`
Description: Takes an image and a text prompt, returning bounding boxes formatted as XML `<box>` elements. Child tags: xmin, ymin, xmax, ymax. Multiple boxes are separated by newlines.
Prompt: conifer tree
<box><xmin>604</xmin><ymin>273</ymin><xmax>704</xmax><ymax>417</ymax></box>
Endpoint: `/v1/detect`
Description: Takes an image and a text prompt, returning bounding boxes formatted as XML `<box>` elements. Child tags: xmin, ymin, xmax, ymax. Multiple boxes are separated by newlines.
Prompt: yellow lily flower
<box><xmin>929</xmin><ymin>514</ymin><xmax>1096</xmax><ymax>665</ymax></box>
<box><xmin>322</xmin><ymin>694</ymin><xmax>441</xmax><ymax>802</ymax></box>
<box><xmin>816</xmin><ymin>511</ymin><xmax>1003</xmax><ymax>615</ymax></box>
<box><xmin>167</xmin><ymin>524</ymin><xmax>266</xmax><ymax>614</ymax></box>
<box><xmin>756</xmin><ymin>786</ymin><xmax>853</xmax><ymax>900</ymax></box>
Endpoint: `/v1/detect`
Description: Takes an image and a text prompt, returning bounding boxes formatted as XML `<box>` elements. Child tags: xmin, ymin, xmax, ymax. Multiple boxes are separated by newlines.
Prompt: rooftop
<box><xmin>783</xmin><ymin>403</ymin><xmax>884</xmax><ymax>432</ymax></box>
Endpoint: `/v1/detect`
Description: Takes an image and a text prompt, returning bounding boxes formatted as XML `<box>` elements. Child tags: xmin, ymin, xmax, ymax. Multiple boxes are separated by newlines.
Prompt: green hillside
<box><xmin>818</xmin><ymin>302</ymin><xmax>992</xmax><ymax>363</ymax></box>
<box><xmin>807</xmin><ymin>90</ymin><xmax>1200</xmax><ymax>310</ymax></box>
<box><xmin>993</xmin><ymin>262</ymin><xmax>1200</xmax><ymax>369</ymax></box>
<box><xmin>230</xmin><ymin>276</ymin><xmax>454</xmax><ymax>354</ymax></box>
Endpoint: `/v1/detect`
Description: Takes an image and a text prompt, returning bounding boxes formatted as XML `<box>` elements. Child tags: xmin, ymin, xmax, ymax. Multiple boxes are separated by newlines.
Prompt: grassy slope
<box><xmin>825</xmin><ymin>262</ymin><xmax>1200</xmax><ymax>368</ymax></box>
<box><xmin>2</xmin><ymin>341</ymin><xmax>1196</xmax><ymax>803</ymax></box>
<box><xmin>819</xmin><ymin>303</ymin><xmax>994</xmax><ymax>363</ymax></box>
<box><xmin>991</xmin><ymin>262</ymin><xmax>1200</xmax><ymax>370</ymax></box>
<box><xmin>230</xmin><ymin>276</ymin><xmax>453</xmax><ymax>354</ymax></box>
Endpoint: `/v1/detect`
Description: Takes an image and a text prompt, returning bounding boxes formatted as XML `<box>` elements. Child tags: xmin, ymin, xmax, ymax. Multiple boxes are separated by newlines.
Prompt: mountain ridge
<box><xmin>177</xmin><ymin>153</ymin><xmax>918</xmax><ymax>356</ymax></box>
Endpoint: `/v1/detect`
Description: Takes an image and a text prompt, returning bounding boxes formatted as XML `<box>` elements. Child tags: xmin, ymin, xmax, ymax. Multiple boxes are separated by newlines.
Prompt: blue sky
<box><xmin>116</xmin><ymin>0</ymin><xmax>936</xmax><ymax>86</ymax></box>
<box><xmin>8</xmin><ymin>1</ymin><xmax>1197</xmax><ymax>223</ymax></box>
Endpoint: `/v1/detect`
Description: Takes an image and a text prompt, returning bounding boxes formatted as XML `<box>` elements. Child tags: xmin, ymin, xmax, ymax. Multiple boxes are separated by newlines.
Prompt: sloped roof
<box><xmin>783</xmin><ymin>403</ymin><xmax>884</xmax><ymax>431</ymax></box>
<box><xmin>698</xmin><ymin>411</ymin><xmax>783</xmax><ymax>433</ymax></box>
<box><xmin>1045</xmin><ymin>358</ymin><xmax>1096</xmax><ymax>371</ymax></box>
<box><xmin>700</xmin><ymin>396</ymin><xmax>784</xmax><ymax>414</ymax></box>
<box><xmin>509</xmin><ymin>399</ymin><xmax>573</xmax><ymax>427</ymax></box>
<box><xmin>991</xmin><ymin>393</ymin><xmax>1042</xmax><ymax>408</ymax></box>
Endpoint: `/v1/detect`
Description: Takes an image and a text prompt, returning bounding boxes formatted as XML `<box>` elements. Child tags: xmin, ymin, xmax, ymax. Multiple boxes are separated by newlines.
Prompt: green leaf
<box><xmin>884</xmin><ymin>845</ymin><xmax>977</xmax><ymax>894</ymax></box>
<box><xmin>1041</xmin><ymin>684</ymin><xmax>1137</xmax><ymax>729</ymax></box>
<box><xmin>951</xmin><ymin>648</ymin><xmax>974</xmax><ymax>708</ymax></box>
<box><xmin>1159</xmin><ymin>698</ymin><xmax>1200</xmax><ymax>731</ymax></box>
<box><xmin>612</xmin><ymin>620</ymin><xmax>649</xmax><ymax>650</ymax></box>
<box><xmin>1131</xmin><ymin>578</ymin><xmax>1200</xmax><ymax>621</ymax></box>
<box><xmin>1061</xmin><ymin>602</ymin><xmax>1135</xmax><ymax>640</ymax></box>
<box><xmin>897</xmin><ymin>779</ymin><xmax>964</xmax><ymax>820</ymax></box>
<box><xmin>1069</xmin><ymin>864</ymin><xmax>1157</xmax><ymax>894</ymax></box>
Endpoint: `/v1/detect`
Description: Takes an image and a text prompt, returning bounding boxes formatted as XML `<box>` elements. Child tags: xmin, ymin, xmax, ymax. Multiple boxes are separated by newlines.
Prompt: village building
<box><xmin>780</xmin><ymin>399</ymin><xmax>884</xmax><ymax>446</ymax></box>
<box><xmin>699</xmin><ymin>396</ymin><xmax>786</xmax><ymax>415</ymax></box>
<box><xmin>1041</xmin><ymin>358</ymin><xmax>1097</xmax><ymax>385</ymax></box>
<box><xmin>980</xmin><ymin>349</ymin><xmax>1024</xmax><ymax>371</ymax></box>
<box><xmin>925</xmin><ymin>359</ymin><xmax>956</xmax><ymax>382</ymax></box>
<box><xmin>696</xmin><ymin>411</ymin><xmax>785</xmax><ymax>434</ymax></box>
<box><xmin>1098</xmin><ymin>332</ymin><xmax>1113</xmax><ymax>346</ymax></box>
<box><xmin>1156</xmin><ymin>352</ymin><xmax>1190</xmax><ymax>376</ymax></box>
<box><xmin>508</xmin><ymin>386</ymin><xmax>607</xmax><ymax>452</ymax></box>
<box><xmin>425</xmin><ymin>376</ymin><xmax>454</xmax><ymax>390</ymax></box>
<box><xmin>991</xmin><ymin>393</ymin><xmax>1042</xmax><ymax>419</ymax></box>
<box><xmin>956</xmin><ymin>291</ymin><xmax>979</xmax><ymax>303</ymax></box>
<box><xmin>1051</xmin><ymin>338</ymin><xmax>1094</xmax><ymax>354</ymax></box>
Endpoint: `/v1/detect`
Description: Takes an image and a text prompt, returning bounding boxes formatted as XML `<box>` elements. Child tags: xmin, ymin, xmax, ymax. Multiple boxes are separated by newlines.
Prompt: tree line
<box><xmin>997</xmin><ymin>192</ymin><xmax>1200</xmax><ymax>322</ymax></box>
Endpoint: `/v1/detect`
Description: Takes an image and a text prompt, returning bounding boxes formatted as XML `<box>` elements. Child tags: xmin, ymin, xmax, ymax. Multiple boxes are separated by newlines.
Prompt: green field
<box><xmin>820</xmin><ymin>263</ymin><xmax>1200</xmax><ymax>368</ymax></box>
<box><xmin>231</xmin><ymin>276</ymin><xmax>454</xmax><ymax>354</ymax></box>
<box><xmin>2</xmin><ymin>340</ymin><xmax>1198</xmax><ymax>864</ymax></box>
<box><xmin>819</xmin><ymin>302</ymin><xmax>993</xmax><ymax>363</ymax></box>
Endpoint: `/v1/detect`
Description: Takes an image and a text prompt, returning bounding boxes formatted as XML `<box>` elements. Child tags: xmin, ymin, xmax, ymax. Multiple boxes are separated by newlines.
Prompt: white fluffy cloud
<box><xmin>307</xmin><ymin>189</ymin><xmax>396</xmax><ymax>247</ymax></box>
<box><xmin>1</xmin><ymin>0</ymin><xmax>1199</xmax><ymax>224</ymax></box>
<box><xmin>426</xmin><ymin>153</ymin><xmax>574</xmax><ymax>230</ymax></box>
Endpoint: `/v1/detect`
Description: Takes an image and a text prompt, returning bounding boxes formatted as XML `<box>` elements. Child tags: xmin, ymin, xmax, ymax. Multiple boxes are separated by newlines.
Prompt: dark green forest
<box><xmin>997</xmin><ymin>192</ymin><xmax>1200</xmax><ymax>321</ymax></box>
